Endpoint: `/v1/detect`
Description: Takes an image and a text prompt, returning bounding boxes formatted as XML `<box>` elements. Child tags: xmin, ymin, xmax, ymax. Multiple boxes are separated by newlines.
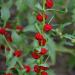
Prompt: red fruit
<box><xmin>4</xmin><ymin>73</ymin><xmax>12</xmax><ymax>75</ymax></box>
<box><xmin>13</xmin><ymin>50</ymin><xmax>22</xmax><ymax>57</ymax></box>
<box><xmin>39</xmin><ymin>66</ymin><xmax>48</xmax><ymax>70</ymax></box>
<box><xmin>36</xmin><ymin>13</ymin><xmax>43</xmax><ymax>22</ymax></box>
<box><xmin>6</xmin><ymin>47</ymin><xmax>10</xmax><ymax>51</ymax></box>
<box><xmin>45</xmin><ymin>0</ymin><xmax>53</xmax><ymax>8</ymax></box>
<box><xmin>38</xmin><ymin>39</ymin><xmax>46</xmax><ymax>46</ymax></box>
<box><xmin>6</xmin><ymin>36</ymin><xmax>13</xmax><ymax>43</ymax></box>
<box><xmin>43</xmin><ymin>24</ymin><xmax>53</xmax><ymax>32</ymax></box>
<box><xmin>36</xmin><ymin>13</ymin><xmax>48</xmax><ymax>22</ymax></box>
<box><xmin>41</xmin><ymin>71</ymin><xmax>48</xmax><ymax>75</ymax></box>
<box><xmin>5</xmin><ymin>22</ymin><xmax>12</xmax><ymax>29</ymax></box>
<box><xmin>32</xmin><ymin>51</ymin><xmax>41</xmax><ymax>59</ymax></box>
<box><xmin>35</xmin><ymin>33</ymin><xmax>43</xmax><ymax>41</ymax></box>
<box><xmin>23</xmin><ymin>65</ymin><xmax>31</xmax><ymax>73</ymax></box>
<box><xmin>40</xmin><ymin>48</ymin><xmax>48</xmax><ymax>55</ymax></box>
<box><xmin>16</xmin><ymin>25</ymin><xmax>24</xmax><ymax>31</ymax></box>
<box><xmin>0</xmin><ymin>28</ymin><xmax>6</xmax><ymax>35</ymax></box>
<box><xmin>34</xmin><ymin>65</ymin><xmax>40</xmax><ymax>73</ymax></box>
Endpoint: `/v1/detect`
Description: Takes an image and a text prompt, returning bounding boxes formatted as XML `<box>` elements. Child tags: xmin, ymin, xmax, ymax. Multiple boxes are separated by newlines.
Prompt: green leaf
<box><xmin>23</xmin><ymin>25</ymin><xmax>36</xmax><ymax>32</ymax></box>
<box><xmin>12</xmin><ymin>31</ymin><xmax>23</xmax><ymax>45</ymax></box>
<box><xmin>5</xmin><ymin>50</ymin><xmax>13</xmax><ymax>61</ymax></box>
<box><xmin>7</xmin><ymin>57</ymin><xmax>18</xmax><ymax>70</ymax></box>
<box><xmin>68</xmin><ymin>55</ymin><xmax>75</xmax><ymax>68</ymax></box>
<box><xmin>35</xmin><ymin>3</ymin><xmax>42</xmax><ymax>10</ymax></box>
<box><xmin>45</xmin><ymin>34</ymin><xmax>56</xmax><ymax>64</ymax></box>
<box><xmin>1</xmin><ymin>6</ymin><xmax>10</xmax><ymax>21</ymax></box>
<box><xmin>47</xmin><ymin>69</ymin><xmax>55</xmax><ymax>75</ymax></box>
<box><xmin>16</xmin><ymin>0</ymin><xmax>27</xmax><ymax>12</ymax></box>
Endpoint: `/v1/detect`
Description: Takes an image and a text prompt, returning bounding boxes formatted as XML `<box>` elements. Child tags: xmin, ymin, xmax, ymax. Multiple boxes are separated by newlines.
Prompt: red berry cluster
<box><xmin>34</xmin><ymin>65</ymin><xmax>48</xmax><ymax>75</ymax></box>
<box><xmin>0</xmin><ymin>22</ymin><xmax>24</xmax><ymax>43</ymax></box>
<box><xmin>4</xmin><ymin>0</ymin><xmax>54</xmax><ymax>75</ymax></box>
<box><xmin>32</xmin><ymin>48</ymin><xmax>48</xmax><ymax>59</ymax></box>
<box><xmin>32</xmin><ymin>0</ymin><xmax>54</xmax><ymax>75</ymax></box>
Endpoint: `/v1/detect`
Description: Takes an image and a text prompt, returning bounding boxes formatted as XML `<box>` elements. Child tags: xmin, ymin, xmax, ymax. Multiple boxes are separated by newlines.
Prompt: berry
<box><xmin>38</xmin><ymin>39</ymin><xmax>46</xmax><ymax>46</ymax></box>
<box><xmin>41</xmin><ymin>71</ymin><xmax>48</xmax><ymax>75</ymax></box>
<box><xmin>0</xmin><ymin>28</ymin><xmax>6</xmax><ymax>35</ymax></box>
<box><xmin>45</xmin><ymin>0</ymin><xmax>53</xmax><ymax>8</ymax></box>
<box><xmin>34</xmin><ymin>65</ymin><xmax>40</xmax><ymax>73</ymax></box>
<box><xmin>39</xmin><ymin>66</ymin><xmax>48</xmax><ymax>70</ymax></box>
<box><xmin>5</xmin><ymin>22</ymin><xmax>12</xmax><ymax>29</ymax></box>
<box><xmin>13</xmin><ymin>50</ymin><xmax>22</xmax><ymax>57</ymax></box>
<box><xmin>40</xmin><ymin>48</ymin><xmax>48</xmax><ymax>55</ymax></box>
<box><xmin>32</xmin><ymin>51</ymin><xmax>41</xmax><ymax>59</ymax></box>
<box><xmin>16</xmin><ymin>25</ymin><xmax>24</xmax><ymax>31</ymax></box>
<box><xmin>23</xmin><ymin>65</ymin><xmax>31</xmax><ymax>73</ymax></box>
<box><xmin>4</xmin><ymin>73</ymin><xmax>13</xmax><ymax>75</ymax></box>
<box><xmin>43</xmin><ymin>24</ymin><xmax>53</xmax><ymax>32</ymax></box>
<box><xmin>6</xmin><ymin>47</ymin><xmax>10</xmax><ymax>51</ymax></box>
<box><xmin>6</xmin><ymin>36</ymin><xmax>13</xmax><ymax>43</ymax></box>
<box><xmin>36</xmin><ymin>13</ymin><xmax>48</xmax><ymax>22</ymax></box>
<box><xmin>36</xmin><ymin>13</ymin><xmax>43</xmax><ymax>22</ymax></box>
<box><xmin>35</xmin><ymin>33</ymin><xmax>43</xmax><ymax>41</ymax></box>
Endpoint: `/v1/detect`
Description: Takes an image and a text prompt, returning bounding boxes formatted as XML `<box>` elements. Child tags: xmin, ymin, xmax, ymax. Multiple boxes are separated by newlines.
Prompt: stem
<box><xmin>46</xmin><ymin>9</ymin><xmax>66</xmax><ymax>13</ymax></box>
<box><xmin>42</xmin><ymin>0</ymin><xmax>46</xmax><ymax>33</ymax></box>
<box><xmin>48</xmin><ymin>15</ymin><xmax>55</xmax><ymax>24</ymax></box>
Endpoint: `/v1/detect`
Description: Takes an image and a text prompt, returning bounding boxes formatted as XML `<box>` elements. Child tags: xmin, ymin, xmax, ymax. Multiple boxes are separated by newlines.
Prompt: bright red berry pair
<box><xmin>36</xmin><ymin>13</ymin><xmax>48</xmax><ymax>22</ymax></box>
<box><xmin>32</xmin><ymin>48</ymin><xmax>47</xmax><ymax>59</ymax></box>
<box><xmin>45</xmin><ymin>0</ymin><xmax>53</xmax><ymax>8</ymax></box>
<box><xmin>32</xmin><ymin>50</ymin><xmax>41</xmax><ymax>59</ymax></box>
<box><xmin>34</xmin><ymin>65</ymin><xmax>48</xmax><ymax>74</ymax></box>
<box><xmin>13</xmin><ymin>50</ymin><xmax>22</xmax><ymax>57</ymax></box>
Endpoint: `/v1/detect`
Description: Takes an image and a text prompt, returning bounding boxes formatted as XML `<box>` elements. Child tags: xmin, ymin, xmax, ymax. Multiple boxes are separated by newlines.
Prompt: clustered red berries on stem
<box><xmin>4</xmin><ymin>0</ymin><xmax>54</xmax><ymax>75</ymax></box>
<box><xmin>32</xmin><ymin>0</ymin><xmax>54</xmax><ymax>75</ymax></box>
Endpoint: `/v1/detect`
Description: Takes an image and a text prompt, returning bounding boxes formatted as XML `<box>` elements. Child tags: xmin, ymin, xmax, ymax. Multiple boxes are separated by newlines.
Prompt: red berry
<box><xmin>45</xmin><ymin>0</ymin><xmax>53</xmax><ymax>8</ymax></box>
<box><xmin>13</xmin><ymin>50</ymin><xmax>22</xmax><ymax>57</ymax></box>
<box><xmin>6</xmin><ymin>47</ymin><xmax>10</xmax><ymax>51</ymax></box>
<box><xmin>36</xmin><ymin>13</ymin><xmax>48</xmax><ymax>22</ymax></box>
<box><xmin>39</xmin><ymin>66</ymin><xmax>48</xmax><ymax>70</ymax></box>
<box><xmin>16</xmin><ymin>25</ymin><xmax>24</xmax><ymax>31</ymax></box>
<box><xmin>5</xmin><ymin>22</ymin><xmax>12</xmax><ymax>29</ymax></box>
<box><xmin>32</xmin><ymin>51</ymin><xmax>41</xmax><ymax>59</ymax></box>
<box><xmin>36</xmin><ymin>13</ymin><xmax>43</xmax><ymax>22</ymax></box>
<box><xmin>6</xmin><ymin>36</ymin><xmax>13</xmax><ymax>43</ymax></box>
<box><xmin>41</xmin><ymin>71</ymin><xmax>48</xmax><ymax>75</ymax></box>
<box><xmin>35</xmin><ymin>33</ymin><xmax>43</xmax><ymax>41</ymax></box>
<box><xmin>23</xmin><ymin>65</ymin><xmax>31</xmax><ymax>73</ymax></box>
<box><xmin>34</xmin><ymin>65</ymin><xmax>40</xmax><ymax>73</ymax></box>
<box><xmin>43</xmin><ymin>24</ymin><xmax>53</xmax><ymax>32</ymax></box>
<box><xmin>4</xmin><ymin>73</ymin><xmax>13</xmax><ymax>75</ymax></box>
<box><xmin>38</xmin><ymin>39</ymin><xmax>46</xmax><ymax>46</ymax></box>
<box><xmin>0</xmin><ymin>28</ymin><xmax>6</xmax><ymax>35</ymax></box>
<box><xmin>40</xmin><ymin>48</ymin><xmax>48</xmax><ymax>55</ymax></box>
